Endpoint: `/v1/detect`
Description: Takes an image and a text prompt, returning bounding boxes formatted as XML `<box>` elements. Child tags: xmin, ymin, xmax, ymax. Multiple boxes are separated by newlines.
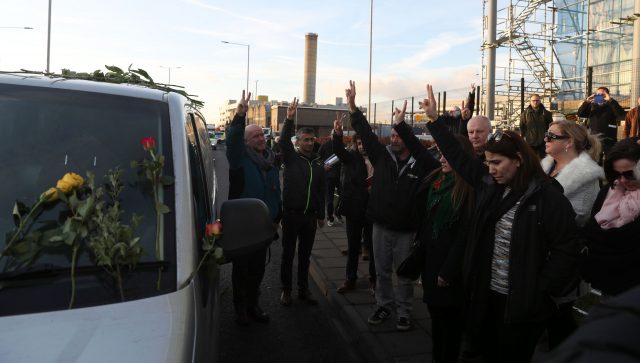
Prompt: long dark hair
<box><xmin>484</xmin><ymin>130</ymin><xmax>547</xmax><ymax>192</ymax></box>
<box><xmin>603</xmin><ymin>138</ymin><xmax>640</xmax><ymax>187</ymax></box>
<box><xmin>428</xmin><ymin>134</ymin><xmax>475</xmax><ymax>210</ymax></box>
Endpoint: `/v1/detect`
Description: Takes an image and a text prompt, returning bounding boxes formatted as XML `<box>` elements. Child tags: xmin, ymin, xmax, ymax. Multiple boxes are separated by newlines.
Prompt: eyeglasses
<box><xmin>544</xmin><ymin>132</ymin><xmax>569</xmax><ymax>141</ymax></box>
<box><xmin>612</xmin><ymin>170</ymin><xmax>636</xmax><ymax>181</ymax></box>
<box><xmin>488</xmin><ymin>130</ymin><xmax>512</xmax><ymax>142</ymax></box>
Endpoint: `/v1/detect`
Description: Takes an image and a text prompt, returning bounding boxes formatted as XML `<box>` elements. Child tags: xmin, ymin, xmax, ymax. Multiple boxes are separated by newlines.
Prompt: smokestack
<box><xmin>303</xmin><ymin>33</ymin><xmax>318</xmax><ymax>104</ymax></box>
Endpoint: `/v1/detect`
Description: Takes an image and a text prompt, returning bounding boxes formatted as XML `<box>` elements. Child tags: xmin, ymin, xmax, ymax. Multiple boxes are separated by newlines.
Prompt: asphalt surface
<box><xmin>213</xmin><ymin>145</ymin><xmax>364</xmax><ymax>363</ymax></box>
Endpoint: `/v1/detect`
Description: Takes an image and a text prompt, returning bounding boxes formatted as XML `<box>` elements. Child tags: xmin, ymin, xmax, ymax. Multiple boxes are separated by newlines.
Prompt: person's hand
<box><xmin>419</xmin><ymin>84</ymin><xmax>438</xmax><ymax>121</ymax></box>
<box><xmin>317</xmin><ymin>219</ymin><xmax>325</xmax><ymax>228</ymax></box>
<box><xmin>333</xmin><ymin>112</ymin><xmax>344</xmax><ymax>135</ymax></box>
<box><xmin>324</xmin><ymin>164</ymin><xmax>332</xmax><ymax>172</ymax></box>
<box><xmin>236</xmin><ymin>90</ymin><xmax>251</xmax><ymax>116</ymax></box>
<box><xmin>470</xmin><ymin>83</ymin><xmax>475</xmax><ymax>92</ymax></box>
<box><xmin>286</xmin><ymin>97</ymin><xmax>299</xmax><ymax>119</ymax></box>
<box><xmin>437</xmin><ymin>276</ymin><xmax>450</xmax><ymax>287</ymax></box>
<box><xmin>461</xmin><ymin>100</ymin><xmax>471</xmax><ymax>120</ymax></box>
<box><xmin>393</xmin><ymin>100</ymin><xmax>407</xmax><ymax>125</ymax></box>
<box><xmin>587</xmin><ymin>94</ymin><xmax>595</xmax><ymax>103</ymax></box>
<box><xmin>345</xmin><ymin>80</ymin><xmax>357</xmax><ymax>113</ymax></box>
<box><xmin>604</xmin><ymin>92</ymin><xmax>611</xmax><ymax>102</ymax></box>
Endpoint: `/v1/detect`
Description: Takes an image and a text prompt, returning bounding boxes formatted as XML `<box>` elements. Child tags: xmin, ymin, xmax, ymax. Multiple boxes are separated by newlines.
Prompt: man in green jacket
<box><xmin>520</xmin><ymin>94</ymin><xmax>553</xmax><ymax>159</ymax></box>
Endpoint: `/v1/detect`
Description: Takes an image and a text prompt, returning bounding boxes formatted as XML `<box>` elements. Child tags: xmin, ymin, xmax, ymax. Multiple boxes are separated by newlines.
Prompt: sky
<box><xmin>1</xmin><ymin>0</ymin><xmax>484</xmax><ymax>125</ymax></box>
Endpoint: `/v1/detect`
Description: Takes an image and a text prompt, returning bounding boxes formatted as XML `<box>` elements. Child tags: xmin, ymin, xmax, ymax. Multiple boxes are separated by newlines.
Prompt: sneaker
<box><xmin>396</xmin><ymin>317</ymin><xmax>412</xmax><ymax>331</ymax></box>
<box><xmin>367</xmin><ymin>306</ymin><xmax>390</xmax><ymax>325</ymax></box>
<box><xmin>335</xmin><ymin>215</ymin><xmax>344</xmax><ymax>224</ymax></box>
<box><xmin>247</xmin><ymin>305</ymin><xmax>270</xmax><ymax>323</ymax></box>
<box><xmin>336</xmin><ymin>279</ymin><xmax>356</xmax><ymax>294</ymax></box>
<box><xmin>327</xmin><ymin>220</ymin><xmax>334</xmax><ymax>227</ymax></box>
<box><xmin>298</xmin><ymin>289</ymin><xmax>318</xmax><ymax>305</ymax></box>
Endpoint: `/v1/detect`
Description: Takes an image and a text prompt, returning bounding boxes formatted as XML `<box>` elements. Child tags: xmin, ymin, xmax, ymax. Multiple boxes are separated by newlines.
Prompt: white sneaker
<box><xmin>327</xmin><ymin>220</ymin><xmax>334</xmax><ymax>227</ymax></box>
<box><xmin>335</xmin><ymin>216</ymin><xmax>344</xmax><ymax>224</ymax></box>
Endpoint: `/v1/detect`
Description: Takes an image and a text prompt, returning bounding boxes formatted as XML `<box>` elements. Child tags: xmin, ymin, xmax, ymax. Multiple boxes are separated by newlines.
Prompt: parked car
<box><xmin>0</xmin><ymin>73</ymin><xmax>274</xmax><ymax>363</ymax></box>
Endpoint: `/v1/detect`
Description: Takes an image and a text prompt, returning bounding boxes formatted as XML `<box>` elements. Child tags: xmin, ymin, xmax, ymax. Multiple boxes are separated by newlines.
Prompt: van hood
<box><xmin>0</xmin><ymin>287</ymin><xmax>195</xmax><ymax>363</ymax></box>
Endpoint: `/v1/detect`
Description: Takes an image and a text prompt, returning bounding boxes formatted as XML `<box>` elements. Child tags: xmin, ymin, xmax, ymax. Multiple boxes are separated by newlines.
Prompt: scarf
<box><xmin>426</xmin><ymin>172</ymin><xmax>457</xmax><ymax>239</ymax></box>
<box><xmin>595</xmin><ymin>182</ymin><xmax>640</xmax><ymax>230</ymax></box>
<box><xmin>245</xmin><ymin>145</ymin><xmax>275</xmax><ymax>173</ymax></box>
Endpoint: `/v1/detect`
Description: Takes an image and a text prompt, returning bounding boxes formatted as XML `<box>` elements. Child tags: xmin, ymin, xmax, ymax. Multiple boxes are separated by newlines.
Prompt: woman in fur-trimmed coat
<box><xmin>540</xmin><ymin>120</ymin><xmax>603</xmax><ymax>349</ymax></box>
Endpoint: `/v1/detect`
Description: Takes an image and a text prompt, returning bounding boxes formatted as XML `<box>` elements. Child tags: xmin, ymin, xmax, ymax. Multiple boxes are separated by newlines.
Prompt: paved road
<box><xmin>213</xmin><ymin>146</ymin><xmax>363</xmax><ymax>363</ymax></box>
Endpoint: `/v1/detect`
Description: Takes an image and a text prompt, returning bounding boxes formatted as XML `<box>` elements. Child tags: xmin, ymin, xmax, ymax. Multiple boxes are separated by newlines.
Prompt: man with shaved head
<box><xmin>466</xmin><ymin>115</ymin><xmax>492</xmax><ymax>158</ymax></box>
<box><xmin>226</xmin><ymin>90</ymin><xmax>282</xmax><ymax>326</ymax></box>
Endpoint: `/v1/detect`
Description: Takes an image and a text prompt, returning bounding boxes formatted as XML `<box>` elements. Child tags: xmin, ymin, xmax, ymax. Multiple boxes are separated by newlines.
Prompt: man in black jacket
<box><xmin>345</xmin><ymin>81</ymin><xmax>439</xmax><ymax>331</ymax></box>
<box><xmin>520</xmin><ymin>94</ymin><xmax>553</xmax><ymax>159</ymax></box>
<box><xmin>577</xmin><ymin>87</ymin><xmax>626</xmax><ymax>157</ymax></box>
<box><xmin>278</xmin><ymin>98</ymin><xmax>325</xmax><ymax>306</ymax></box>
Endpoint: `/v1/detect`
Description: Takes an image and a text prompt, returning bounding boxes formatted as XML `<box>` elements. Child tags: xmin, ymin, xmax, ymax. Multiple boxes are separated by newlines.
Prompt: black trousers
<box><xmin>345</xmin><ymin>214</ymin><xmax>375</xmax><ymax>282</ymax></box>
<box><xmin>325</xmin><ymin>176</ymin><xmax>341</xmax><ymax>220</ymax></box>
<box><xmin>280</xmin><ymin>212</ymin><xmax>317</xmax><ymax>291</ymax></box>
<box><xmin>232</xmin><ymin>247</ymin><xmax>267</xmax><ymax>312</ymax></box>
<box><xmin>478</xmin><ymin>291</ymin><xmax>546</xmax><ymax>363</ymax></box>
<box><xmin>428</xmin><ymin>304</ymin><xmax>464</xmax><ymax>363</ymax></box>
<box><xmin>547</xmin><ymin>301</ymin><xmax>577</xmax><ymax>350</ymax></box>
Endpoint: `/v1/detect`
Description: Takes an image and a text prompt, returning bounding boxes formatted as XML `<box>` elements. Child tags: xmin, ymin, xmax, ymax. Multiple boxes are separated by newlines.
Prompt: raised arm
<box><xmin>422</xmin><ymin>84</ymin><xmax>488</xmax><ymax>188</ymax></box>
<box><xmin>226</xmin><ymin>90</ymin><xmax>251</xmax><ymax>169</ymax></box>
<box><xmin>345</xmin><ymin>80</ymin><xmax>386</xmax><ymax>164</ymax></box>
<box><xmin>278</xmin><ymin>98</ymin><xmax>299</xmax><ymax>165</ymax></box>
<box><xmin>332</xmin><ymin>112</ymin><xmax>352</xmax><ymax>164</ymax></box>
<box><xmin>392</xmin><ymin>100</ymin><xmax>439</xmax><ymax>171</ymax></box>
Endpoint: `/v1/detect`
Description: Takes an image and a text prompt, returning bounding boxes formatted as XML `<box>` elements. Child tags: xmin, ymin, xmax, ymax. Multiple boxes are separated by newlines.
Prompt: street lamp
<box><xmin>221</xmin><ymin>40</ymin><xmax>250</xmax><ymax>94</ymax></box>
<box><xmin>160</xmin><ymin>66</ymin><xmax>182</xmax><ymax>85</ymax></box>
<box><xmin>255</xmin><ymin>80</ymin><xmax>259</xmax><ymax>98</ymax></box>
<box><xmin>47</xmin><ymin>0</ymin><xmax>52</xmax><ymax>73</ymax></box>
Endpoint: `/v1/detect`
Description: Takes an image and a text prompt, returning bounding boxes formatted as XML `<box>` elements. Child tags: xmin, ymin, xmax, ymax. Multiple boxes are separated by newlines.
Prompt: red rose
<box><xmin>141</xmin><ymin>136</ymin><xmax>156</xmax><ymax>151</ymax></box>
<box><xmin>205</xmin><ymin>220</ymin><xmax>223</xmax><ymax>238</ymax></box>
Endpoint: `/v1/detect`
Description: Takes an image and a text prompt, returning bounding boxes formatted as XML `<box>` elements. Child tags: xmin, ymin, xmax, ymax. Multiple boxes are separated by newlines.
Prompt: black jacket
<box><xmin>577</xmin><ymin>99</ymin><xmax>626</xmax><ymax>140</ymax></box>
<box><xmin>427</xmin><ymin>117</ymin><xmax>580</xmax><ymax>334</ymax></box>
<box><xmin>581</xmin><ymin>186</ymin><xmax>640</xmax><ymax>295</ymax></box>
<box><xmin>520</xmin><ymin>104</ymin><xmax>552</xmax><ymax>148</ymax></box>
<box><xmin>441</xmin><ymin>88</ymin><xmax>476</xmax><ymax>137</ymax></box>
<box><xmin>332</xmin><ymin>133</ymin><xmax>369</xmax><ymax>218</ymax></box>
<box><xmin>279</xmin><ymin>119</ymin><xmax>325</xmax><ymax>218</ymax></box>
<box><xmin>350</xmin><ymin>109</ymin><xmax>439</xmax><ymax>231</ymax></box>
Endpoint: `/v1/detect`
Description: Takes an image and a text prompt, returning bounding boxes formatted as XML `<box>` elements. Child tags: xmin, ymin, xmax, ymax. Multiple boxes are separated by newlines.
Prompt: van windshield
<box><xmin>0</xmin><ymin>83</ymin><xmax>176</xmax><ymax>315</ymax></box>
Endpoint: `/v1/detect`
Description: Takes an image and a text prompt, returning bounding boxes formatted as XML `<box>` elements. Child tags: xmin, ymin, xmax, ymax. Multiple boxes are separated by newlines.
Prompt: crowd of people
<box><xmin>224</xmin><ymin>80</ymin><xmax>640</xmax><ymax>362</ymax></box>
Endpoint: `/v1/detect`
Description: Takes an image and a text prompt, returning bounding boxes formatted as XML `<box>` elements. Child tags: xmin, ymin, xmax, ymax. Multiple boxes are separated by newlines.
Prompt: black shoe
<box><xmin>367</xmin><ymin>306</ymin><xmax>390</xmax><ymax>325</ymax></box>
<box><xmin>280</xmin><ymin>289</ymin><xmax>292</xmax><ymax>306</ymax></box>
<box><xmin>298</xmin><ymin>289</ymin><xmax>318</xmax><ymax>305</ymax></box>
<box><xmin>247</xmin><ymin>306</ymin><xmax>270</xmax><ymax>323</ymax></box>
<box><xmin>235</xmin><ymin>312</ymin><xmax>250</xmax><ymax>326</ymax></box>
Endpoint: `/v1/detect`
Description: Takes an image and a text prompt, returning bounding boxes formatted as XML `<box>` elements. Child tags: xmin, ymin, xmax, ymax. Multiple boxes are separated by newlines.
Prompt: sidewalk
<box><xmin>309</xmin><ymin>222</ymin><xmax>433</xmax><ymax>363</ymax></box>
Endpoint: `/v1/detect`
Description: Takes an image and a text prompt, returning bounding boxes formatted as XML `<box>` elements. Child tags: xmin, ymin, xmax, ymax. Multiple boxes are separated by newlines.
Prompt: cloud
<box><xmin>182</xmin><ymin>0</ymin><xmax>289</xmax><ymax>33</ymax></box>
<box><xmin>388</xmin><ymin>31</ymin><xmax>482</xmax><ymax>71</ymax></box>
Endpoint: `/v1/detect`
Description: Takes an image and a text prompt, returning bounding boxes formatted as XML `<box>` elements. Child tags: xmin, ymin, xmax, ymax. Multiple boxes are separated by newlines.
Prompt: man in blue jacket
<box><xmin>226</xmin><ymin>90</ymin><xmax>282</xmax><ymax>325</ymax></box>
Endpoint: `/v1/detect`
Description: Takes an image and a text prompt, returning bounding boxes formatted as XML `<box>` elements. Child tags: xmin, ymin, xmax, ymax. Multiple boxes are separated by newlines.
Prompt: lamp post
<box><xmin>368</xmin><ymin>0</ymin><xmax>373</xmax><ymax>124</ymax></box>
<box><xmin>255</xmin><ymin>80</ymin><xmax>259</xmax><ymax>98</ymax></box>
<box><xmin>46</xmin><ymin>0</ymin><xmax>52</xmax><ymax>73</ymax></box>
<box><xmin>221</xmin><ymin>40</ymin><xmax>250</xmax><ymax>94</ymax></box>
<box><xmin>160</xmin><ymin>66</ymin><xmax>181</xmax><ymax>85</ymax></box>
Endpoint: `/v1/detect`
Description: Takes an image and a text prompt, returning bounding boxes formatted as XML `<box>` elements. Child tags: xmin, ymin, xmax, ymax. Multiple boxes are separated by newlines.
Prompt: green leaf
<box><xmin>64</xmin><ymin>231</ymin><xmax>77</xmax><ymax>245</ymax></box>
<box><xmin>77</xmin><ymin>196</ymin><xmax>95</xmax><ymax>219</ymax></box>
<box><xmin>157</xmin><ymin>204</ymin><xmax>171</xmax><ymax>214</ymax></box>
<box><xmin>68</xmin><ymin>193</ymin><xmax>79</xmax><ymax>209</ymax></box>
<box><xmin>105</xmin><ymin>65</ymin><xmax>124</xmax><ymax>74</ymax></box>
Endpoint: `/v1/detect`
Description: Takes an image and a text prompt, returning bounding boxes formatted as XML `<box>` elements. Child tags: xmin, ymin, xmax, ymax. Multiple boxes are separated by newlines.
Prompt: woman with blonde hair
<box><xmin>540</xmin><ymin>120</ymin><xmax>604</xmax><ymax>349</ymax></box>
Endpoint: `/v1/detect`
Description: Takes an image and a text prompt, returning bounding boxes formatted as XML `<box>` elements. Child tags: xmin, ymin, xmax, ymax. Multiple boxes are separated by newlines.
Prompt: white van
<box><xmin>0</xmin><ymin>73</ymin><xmax>273</xmax><ymax>362</ymax></box>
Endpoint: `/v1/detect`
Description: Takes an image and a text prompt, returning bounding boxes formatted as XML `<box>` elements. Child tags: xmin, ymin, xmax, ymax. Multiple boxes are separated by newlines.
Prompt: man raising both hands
<box><xmin>346</xmin><ymin>81</ymin><xmax>439</xmax><ymax>331</ymax></box>
<box><xmin>278</xmin><ymin>98</ymin><xmax>326</xmax><ymax>306</ymax></box>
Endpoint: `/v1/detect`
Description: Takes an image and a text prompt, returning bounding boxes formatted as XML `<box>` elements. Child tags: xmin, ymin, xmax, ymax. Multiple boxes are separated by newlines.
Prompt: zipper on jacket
<box><xmin>299</xmin><ymin>155</ymin><xmax>314</xmax><ymax>214</ymax></box>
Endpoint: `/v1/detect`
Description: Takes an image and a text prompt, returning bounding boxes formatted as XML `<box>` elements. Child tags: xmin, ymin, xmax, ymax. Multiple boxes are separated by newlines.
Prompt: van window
<box><xmin>0</xmin><ymin>84</ymin><xmax>177</xmax><ymax>315</ymax></box>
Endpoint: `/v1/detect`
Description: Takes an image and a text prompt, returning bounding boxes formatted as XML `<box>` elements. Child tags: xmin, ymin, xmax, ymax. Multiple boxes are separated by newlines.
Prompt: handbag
<box><xmin>396</xmin><ymin>239</ymin><xmax>425</xmax><ymax>281</ymax></box>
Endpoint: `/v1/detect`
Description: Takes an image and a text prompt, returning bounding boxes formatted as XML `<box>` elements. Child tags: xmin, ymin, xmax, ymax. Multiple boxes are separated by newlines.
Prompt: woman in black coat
<box><xmin>581</xmin><ymin>138</ymin><xmax>640</xmax><ymax>296</ymax></box>
<box><xmin>421</xmin><ymin>84</ymin><xmax>581</xmax><ymax>363</ymax></box>
<box><xmin>415</xmin><ymin>135</ymin><xmax>475</xmax><ymax>363</ymax></box>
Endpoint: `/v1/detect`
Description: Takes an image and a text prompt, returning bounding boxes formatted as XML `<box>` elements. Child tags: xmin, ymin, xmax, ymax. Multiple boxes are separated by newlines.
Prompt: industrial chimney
<box><xmin>303</xmin><ymin>33</ymin><xmax>318</xmax><ymax>104</ymax></box>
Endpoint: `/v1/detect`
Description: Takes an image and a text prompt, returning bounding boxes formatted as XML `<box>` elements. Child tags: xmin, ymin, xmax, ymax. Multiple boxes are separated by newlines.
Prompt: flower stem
<box><xmin>68</xmin><ymin>244</ymin><xmax>79</xmax><ymax>309</ymax></box>
<box><xmin>116</xmin><ymin>264</ymin><xmax>124</xmax><ymax>302</ymax></box>
<box><xmin>1</xmin><ymin>198</ymin><xmax>45</xmax><ymax>257</ymax></box>
<box><xmin>180</xmin><ymin>248</ymin><xmax>213</xmax><ymax>290</ymax></box>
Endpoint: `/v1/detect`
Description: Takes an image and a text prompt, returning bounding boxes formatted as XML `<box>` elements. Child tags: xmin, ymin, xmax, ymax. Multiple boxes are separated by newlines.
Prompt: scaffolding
<box><xmin>482</xmin><ymin>0</ymin><xmax>637</xmax><ymax>128</ymax></box>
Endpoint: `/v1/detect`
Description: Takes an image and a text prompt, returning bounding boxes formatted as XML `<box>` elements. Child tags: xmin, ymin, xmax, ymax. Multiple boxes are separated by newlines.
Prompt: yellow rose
<box><xmin>40</xmin><ymin>187</ymin><xmax>59</xmax><ymax>202</ymax></box>
<box><xmin>56</xmin><ymin>172</ymin><xmax>84</xmax><ymax>193</ymax></box>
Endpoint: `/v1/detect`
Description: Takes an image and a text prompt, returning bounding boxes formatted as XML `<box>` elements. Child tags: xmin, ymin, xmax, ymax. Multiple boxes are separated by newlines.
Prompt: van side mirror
<box><xmin>216</xmin><ymin>198</ymin><xmax>275</xmax><ymax>260</ymax></box>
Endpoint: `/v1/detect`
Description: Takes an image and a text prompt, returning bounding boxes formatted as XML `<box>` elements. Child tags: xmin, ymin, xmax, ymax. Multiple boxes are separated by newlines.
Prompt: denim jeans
<box><xmin>372</xmin><ymin>224</ymin><xmax>414</xmax><ymax>318</ymax></box>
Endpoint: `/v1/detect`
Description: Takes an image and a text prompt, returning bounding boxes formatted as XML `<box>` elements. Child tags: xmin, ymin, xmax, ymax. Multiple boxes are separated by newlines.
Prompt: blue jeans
<box><xmin>372</xmin><ymin>224</ymin><xmax>414</xmax><ymax>318</ymax></box>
